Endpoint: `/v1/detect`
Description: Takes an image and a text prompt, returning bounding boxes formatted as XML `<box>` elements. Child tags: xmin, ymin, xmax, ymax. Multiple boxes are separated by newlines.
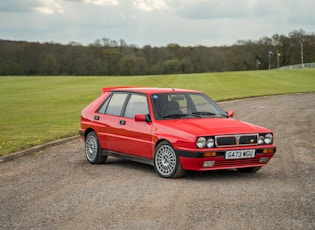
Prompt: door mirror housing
<box><xmin>227</xmin><ymin>110</ymin><xmax>234</xmax><ymax>118</ymax></box>
<box><xmin>135</xmin><ymin>114</ymin><xmax>151</xmax><ymax>122</ymax></box>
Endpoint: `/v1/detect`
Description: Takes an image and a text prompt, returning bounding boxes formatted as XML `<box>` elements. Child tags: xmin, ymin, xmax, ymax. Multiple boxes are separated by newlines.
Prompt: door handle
<box><xmin>94</xmin><ymin>116</ymin><xmax>100</xmax><ymax>120</ymax></box>
<box><xmin>120</xmin><ymin>120</ymin><xmax>126</xmax><ymax>125</ymax></box>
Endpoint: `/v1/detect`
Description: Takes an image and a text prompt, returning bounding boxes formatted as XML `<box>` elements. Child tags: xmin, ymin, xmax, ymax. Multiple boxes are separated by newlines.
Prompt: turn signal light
<box><xmin>204</xmin><ymin>152</ymin><xmax>217</xmax><ymax>157</ymax></box>
<box><xmin>263</xmin><ymin>149</ymin><xmax>274</xmax><ymax>154</ymax></box>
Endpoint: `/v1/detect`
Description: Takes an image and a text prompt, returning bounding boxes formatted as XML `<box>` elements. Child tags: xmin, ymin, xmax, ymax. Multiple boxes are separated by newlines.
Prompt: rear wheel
<box><xmin>85</xmin><ymin>131</ymin><xmax>107</xmax><ymax>164</ymax></box>
<box><xmin>237</xmin><ymin>166</ymin><xmax>262</xmax><ymax>173</ymax></box>
<box><xmin>154</xmin><ymin>141</ymin><xmax>185</xmax><ymax>178</ymax></box>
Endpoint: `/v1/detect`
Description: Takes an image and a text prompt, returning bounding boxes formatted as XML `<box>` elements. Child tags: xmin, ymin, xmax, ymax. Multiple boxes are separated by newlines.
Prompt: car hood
<box><xmin>158</xmin><ymin>118</ymin><xmax>271</xmax><ymax>136</ymax></box>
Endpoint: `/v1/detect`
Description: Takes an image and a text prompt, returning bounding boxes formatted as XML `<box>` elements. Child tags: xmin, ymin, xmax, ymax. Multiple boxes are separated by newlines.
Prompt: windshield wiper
<box><xmin>192</xmin><ymin>111</ymin><xmax>228</xmax><ymax>118</ymax></box>
<box><xmin>192</xmin><ymin>111</ymin><xmax>216</xmax><ymax>116</ymax></box>
<box><xmin>163</xmin><ymin>113</ymin><xmax>188</xmax><ymax>119</ymax></box>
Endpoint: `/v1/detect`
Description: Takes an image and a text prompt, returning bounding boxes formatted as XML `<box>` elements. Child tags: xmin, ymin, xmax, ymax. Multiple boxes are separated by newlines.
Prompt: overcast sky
<box><xmin>1</xmin><ymin>0</ymin><xmax>314</xmax><ymax>47</ymax></box>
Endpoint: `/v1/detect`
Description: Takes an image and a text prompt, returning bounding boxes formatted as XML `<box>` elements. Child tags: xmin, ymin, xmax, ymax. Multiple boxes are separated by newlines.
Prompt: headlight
<box><xmin>258</xmin><ymin>136</ymin><xmax>265</xmax><ymax>145</ymax></box>
<box><xmin>258</xmin><ymin>134</ymin><xmax>273</xmax><ymax>145</ymax></box>
<box><xmin>197</xmin><ymin>137</ymin><xmax>206</xmax><ymax>148</ymax></box>
<box><xmin>206</xmin><ymin>138</ymin><xmax>215</xmax><ymax>148</ymax></box>
<box><xmin>264</xmin><ymin>134</ymin><xmax>273</xmax><ymax>144</ymax></box>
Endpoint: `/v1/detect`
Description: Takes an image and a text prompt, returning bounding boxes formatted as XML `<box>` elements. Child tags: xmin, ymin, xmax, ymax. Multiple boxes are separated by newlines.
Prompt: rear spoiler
<box><xmin>102</xmin><ymin>86</ymin><xmax>136</xmax><ymax>93</ymax></box>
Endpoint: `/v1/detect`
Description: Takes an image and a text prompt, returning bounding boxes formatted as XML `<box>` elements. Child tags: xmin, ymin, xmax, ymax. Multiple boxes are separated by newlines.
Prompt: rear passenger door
<box><xmin>96</xmin><ymin>92</ymin><xmax>128</xmax><ymax>153</ymax></box>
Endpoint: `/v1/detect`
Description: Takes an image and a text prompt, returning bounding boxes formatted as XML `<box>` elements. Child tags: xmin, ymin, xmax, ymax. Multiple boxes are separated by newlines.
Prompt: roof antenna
<box><xmin>149</xmin><ymin>76</ymin><xmax>174</xmax><ymax>89</ymax></box>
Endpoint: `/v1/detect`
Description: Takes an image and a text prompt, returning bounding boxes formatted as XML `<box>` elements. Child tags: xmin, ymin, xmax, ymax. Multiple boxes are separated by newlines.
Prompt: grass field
<box><xmin>0</xmin><ymin>69</ymin><xmax>314</xmax><ymax>156</ymax></box>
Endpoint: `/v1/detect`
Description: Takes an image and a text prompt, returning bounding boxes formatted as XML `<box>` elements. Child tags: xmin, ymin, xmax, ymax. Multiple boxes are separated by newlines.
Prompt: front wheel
<box><xmin>85</xmin><ymin>131</ymin><xmax>107</xmax><ymax>164</ymax></box>
<box><xmin>154</xmin><ymin>141</ymin><xmax>185</xmax><ymax>178</ymax></box>
<box><xmin>237</xmin><ymin>166</ymin><xmax>262</xmax><ymax>173</ymax></box>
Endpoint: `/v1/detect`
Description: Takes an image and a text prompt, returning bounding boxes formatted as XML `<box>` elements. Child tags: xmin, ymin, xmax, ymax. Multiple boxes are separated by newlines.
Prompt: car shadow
<box><xmin>184</xmin><ymin>169</ymin><xmax>267</xmax><ymax>181</ymax></box>
<box><xmin>102</xmin><ymin>157</ymin><xmax>268</xmax><ymax>181</ymax></box>
<box><xmin>105</xmin><ymin>156</ymin><xmax>155</xmax><ymax>173</ymax></box>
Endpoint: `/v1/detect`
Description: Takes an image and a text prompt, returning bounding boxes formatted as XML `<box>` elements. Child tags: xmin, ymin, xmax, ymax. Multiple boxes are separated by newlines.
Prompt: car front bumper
<box><xmin>177</xmin><ymin>147</ymin><xmax>276</xmax><ymax>171</ymax></box>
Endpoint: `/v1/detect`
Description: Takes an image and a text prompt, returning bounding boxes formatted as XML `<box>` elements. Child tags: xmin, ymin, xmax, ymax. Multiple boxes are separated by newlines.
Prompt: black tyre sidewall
<box><xmin>85</xmin><ymin>131</ymin><xmax>107</xmax><ymax>164</ymax></box>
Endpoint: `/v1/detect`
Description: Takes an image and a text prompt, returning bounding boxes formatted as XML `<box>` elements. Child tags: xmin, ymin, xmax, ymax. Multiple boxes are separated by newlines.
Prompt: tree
<box><xmin>1</xmin><ymin>29</ymin><xmax>314</xmax><ymax>76</ymax></box>
<box><xmin>120</xmin><ymin>55</ymin><xmax>147</xmax><ymax>75</ymax></box>
<box><xmin>40</xmin><ymin>53</ymin><xmax>59</xmax><ymax>75</ymax></box>
<box><xmin>163</xmin><ymin>59</ymin><xmax>181</xmax><ymax>74</ymax></box>
<box><xmin>102</xmin><ymin>48</ymin><xmax>121</xmax><ymax>75</ymax></box>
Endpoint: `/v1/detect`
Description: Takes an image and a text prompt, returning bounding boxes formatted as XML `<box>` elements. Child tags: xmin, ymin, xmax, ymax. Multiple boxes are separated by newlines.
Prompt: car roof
<box><xmin>103</xmin><ymin>86</ymin><xmax>201</xmax><ymax>94</ymax></box>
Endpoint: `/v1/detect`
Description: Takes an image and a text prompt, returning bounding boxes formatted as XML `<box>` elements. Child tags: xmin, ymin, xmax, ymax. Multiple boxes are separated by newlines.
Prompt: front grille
<box><xmin>216</xmin><ymin>134</ymin><xmax>258</xmax><ymax>147</ymax></box>
<box><xmin>239</xmin><ymin>135</ymin><xmax>258</xmax><ymax>145</ymax></box>
<box><xmin>214</xmin><ymin>158</ymin><xmax>259</xmax><ymax>167</ymax></box>
<box><xmin>217</xmin><ymin>136</ymin><xmax>236</xmax><ymax>146</ymax></box>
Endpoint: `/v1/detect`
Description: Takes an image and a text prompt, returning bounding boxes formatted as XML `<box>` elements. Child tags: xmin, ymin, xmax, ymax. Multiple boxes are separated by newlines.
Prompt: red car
<box><xmin>80</xmin><ymin>87</ymin><xmax>276</xmax><ymax>178</ymax></box>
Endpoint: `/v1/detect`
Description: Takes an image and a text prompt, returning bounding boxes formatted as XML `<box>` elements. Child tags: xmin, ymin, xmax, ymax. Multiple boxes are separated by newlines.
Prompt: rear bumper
<box><xmin>177</xmin><ymin>147</ymin><xmax>276</xmax><ymax>171</ymax></box>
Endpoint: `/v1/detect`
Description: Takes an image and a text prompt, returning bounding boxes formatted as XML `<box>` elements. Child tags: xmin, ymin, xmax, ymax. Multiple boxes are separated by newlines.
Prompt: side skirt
<box><xmin>102</xmin><ymin>150</ymin><xmax>154</xmax><ymax>166</ymax></box>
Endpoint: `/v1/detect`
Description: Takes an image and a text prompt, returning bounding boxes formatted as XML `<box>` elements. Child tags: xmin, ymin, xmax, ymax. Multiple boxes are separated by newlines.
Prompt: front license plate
<box><xmin>225</xmin><ymin>149</ymin><xmax>255</xmax><ymax>159</ymax></box>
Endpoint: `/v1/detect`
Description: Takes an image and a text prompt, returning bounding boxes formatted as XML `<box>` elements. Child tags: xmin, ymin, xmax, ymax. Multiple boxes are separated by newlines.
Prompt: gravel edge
<box><xmin>0</xmin><ymin>136</ymin><xmax>80</xmax><ymax>164</ymax></box>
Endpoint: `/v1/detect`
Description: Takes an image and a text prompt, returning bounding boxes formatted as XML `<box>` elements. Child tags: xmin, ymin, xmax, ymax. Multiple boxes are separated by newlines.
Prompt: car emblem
<box><xmin>235</xmin><ymin>135</ymin><xmax>240</xmax><ymax>144</ymax></box>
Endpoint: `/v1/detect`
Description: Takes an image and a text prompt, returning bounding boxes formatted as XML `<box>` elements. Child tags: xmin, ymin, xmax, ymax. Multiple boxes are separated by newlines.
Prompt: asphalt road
<box><xmin>0</xmin><ymin>93</ymin><xmax>314</xmax><ymax>230</ymax></box>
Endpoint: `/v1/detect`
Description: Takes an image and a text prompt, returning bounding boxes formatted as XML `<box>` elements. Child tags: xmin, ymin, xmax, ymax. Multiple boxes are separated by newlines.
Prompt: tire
<box><xmin>237</xmin><ymin>166</ymin><xmax>262</xmax><ymax>173</ymax></box>
<box><xmin>85</xmin><ymin>131</ymin><xmax>107</xmax><ymax>164</ymax></box>
<box><xmin>154</xmin><ymin>141</ymin><xmax>185</xmax><ymax>178</ymax></box>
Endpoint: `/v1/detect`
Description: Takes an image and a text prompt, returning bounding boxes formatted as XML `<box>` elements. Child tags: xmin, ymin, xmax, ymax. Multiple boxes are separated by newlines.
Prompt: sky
<box><xmin>1</xmin><ymin>0</ymin><xmax>315</xmax><ymax>47</ymax></box>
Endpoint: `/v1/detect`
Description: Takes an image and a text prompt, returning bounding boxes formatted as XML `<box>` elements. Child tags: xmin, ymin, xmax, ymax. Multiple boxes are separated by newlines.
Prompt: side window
<box><xmin>124</xmin><ymin>94</ymin><xmax>149</xmax><ymax>118</ymax></box>
<box><xmin>98</xmin><ymin>96</ymin><xmax>110</xmax><ymax>114</ymax></box>
<box><xmin>98</xmin><ymin>93</ymin><xmax>128</xmax><ymax>116</ymax></box>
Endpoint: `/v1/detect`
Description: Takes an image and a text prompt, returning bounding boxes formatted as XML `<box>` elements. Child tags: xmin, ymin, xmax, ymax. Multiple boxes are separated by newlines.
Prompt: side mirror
<box><xmin>227</xmin><ymin>110</ymin><xmax>234</xmax><ymax>118</ymax></box>
<box><xmin>135</xmin><ymin>114</ymin><xmax>151</xmax><ymax>122</ymax></box>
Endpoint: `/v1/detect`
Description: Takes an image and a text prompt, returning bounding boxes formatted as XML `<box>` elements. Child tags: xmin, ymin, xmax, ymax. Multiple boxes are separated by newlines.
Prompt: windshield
<box><xmin>151</xmin><ymin>92</ymin><xmax>227</xmax><ymax>120</ymax></box>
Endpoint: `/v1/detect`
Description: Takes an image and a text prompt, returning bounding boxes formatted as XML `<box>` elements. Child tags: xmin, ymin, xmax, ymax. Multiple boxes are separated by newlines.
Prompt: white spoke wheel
<box><xmin>154</xmin><ymin>141</ymin><xmax>185</xmax><ymax>178</ymax></box>
<box><xmin>85</xmin><ymin>131</ymin><xmax>107</xmax><ymax>164</ymax></box>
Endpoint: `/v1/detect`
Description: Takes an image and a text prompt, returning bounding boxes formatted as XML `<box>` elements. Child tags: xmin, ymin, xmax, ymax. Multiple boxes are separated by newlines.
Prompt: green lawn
<box><xmin>1</xmin><ymin>69</ymin><xmax>314</xmax><ymax>156</ymax></box>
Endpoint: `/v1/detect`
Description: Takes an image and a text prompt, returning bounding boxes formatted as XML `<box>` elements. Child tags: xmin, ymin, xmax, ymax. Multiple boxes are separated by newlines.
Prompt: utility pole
<box><xmin>277</xmin><ymin>50</ymin><xmax>280</xmax><ymax>69</ymax></box>
<box><xmin>256</xmin><ymin>59</ymin><xmax>261</xmax><ymax>70</ymax></box>
<box><xmin>301</xmin><ymin>42</ymin><xmax>304</xmax><ymax>68</ymax></box>
<box><xmin>268</xmin><ymin>51</ymin><xmax>274</xmax><ymax>70</ymax></box>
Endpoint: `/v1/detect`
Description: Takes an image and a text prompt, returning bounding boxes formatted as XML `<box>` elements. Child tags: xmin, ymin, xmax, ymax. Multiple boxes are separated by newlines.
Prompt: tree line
<box><xmin>0</xmin><ymin>29</ymin><xmax>314</xmax><ymax>76</ymax></box>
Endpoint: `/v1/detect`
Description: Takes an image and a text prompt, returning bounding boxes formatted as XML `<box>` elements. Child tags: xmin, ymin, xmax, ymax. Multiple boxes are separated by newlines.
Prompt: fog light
<box><xmin>259</xmin><ymin>157</ymin><xmax>269</xmax><ymax>163</ymax></box>
<box><xmin>203</xmin><ymin>161</ymin><xmax>215</xmax><ymax>167</ymax></box>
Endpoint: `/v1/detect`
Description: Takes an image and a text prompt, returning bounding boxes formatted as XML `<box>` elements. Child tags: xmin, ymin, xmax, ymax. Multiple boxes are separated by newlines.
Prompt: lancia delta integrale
<box><xmin>80</xmin><ymin>87</ymin><xmax>276</xmax><ymax>178</ymax></box>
